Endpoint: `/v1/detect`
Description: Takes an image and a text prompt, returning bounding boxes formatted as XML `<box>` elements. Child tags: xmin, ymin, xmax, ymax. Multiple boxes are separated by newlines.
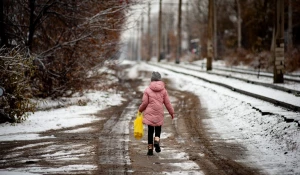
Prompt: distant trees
<box><xmin>180</xmin><ymin>0</ymin><xmax>300</xmax><ymax>72</ymax></box>
<box><xmin>139</xmin><ymin>0</ymin><xmax>299</xmax><ymax>73</ymax></box>
<box><xmin>0</xmin><ymin>0</ymin><xmax>134</xmax><ymax>122</ymax></box>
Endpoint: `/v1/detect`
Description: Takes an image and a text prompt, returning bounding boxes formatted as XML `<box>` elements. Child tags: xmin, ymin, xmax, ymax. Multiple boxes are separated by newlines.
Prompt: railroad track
<box><xmin>192</xmin><ymin>63</ymin><xmax>300</xmax><ymax>82</ymax></box>
<box><xmin>172</xmin><ymin>62</ymin><xmax>300</xmax><ymax>96</ymax></box>
<box><xmin>207</xmin><ymin>64</ymin><xmax>300</xmax><ymax>79</ymax></box>
<box><xmin>148</xmin><ymin>62</ymin><xmax>300</xmax><ymax>126</ymax></box>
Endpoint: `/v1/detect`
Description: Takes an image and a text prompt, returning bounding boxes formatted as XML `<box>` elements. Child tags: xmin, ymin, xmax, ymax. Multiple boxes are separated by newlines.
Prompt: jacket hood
<box><xmin>149</xmin><ymin>81</ymin><xmax>165</xmax><ymax>92</ymax></box>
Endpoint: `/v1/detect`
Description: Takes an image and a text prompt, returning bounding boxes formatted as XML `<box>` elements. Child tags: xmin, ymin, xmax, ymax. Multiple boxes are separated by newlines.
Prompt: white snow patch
<box><xmin>6</xmin><ymin>165</ymin><xmax>97</xmax><ymax>174</ymax></box>
<box><xmin>0</xmin><ymin>134</ymin><xmax>55</xmax><ymax>141</ymax></box>
<box><xmin>159</xmin><ymin>149</ymin><xmax>189</xmax><ymax>160</ymax></box>
<box><xmin>0</xmin><ymin>91</ymin><xmax>124</xmax><ymax>141</ymax></box>
<box><xmin>12</xmin><ymin>142</ymin><xmax>53</xmax><ymax>151</ymax></box>
<box><xmin>0</xmin><ymin>171</ymin><xmax>39</xmax><ymax>175</ymax></box>
<box><xmin>170</xmin><ymin>162</ymin><xmax>201</xmax><ymax>170</ymax></box>
<box><xmin>163</xmin><ymin>171</ymin><xmax>204</xmax><ymax>175</ymax></box>
<box><xmin>160</xmin><ymin>132</ymin><xmax>172</xmax><ymax>139</ymax></box>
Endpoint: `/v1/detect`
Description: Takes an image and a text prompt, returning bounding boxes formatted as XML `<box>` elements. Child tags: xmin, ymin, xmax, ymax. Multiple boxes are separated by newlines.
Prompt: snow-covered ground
<box><xmin>136</xmin><ymin>61</ymin><xmax>300</xmax><ymax>174</ymax></box>
<box><xmin>0</xmin><ymin>60</ymin><xmax>299</xmax><ymax>175</ymax></box>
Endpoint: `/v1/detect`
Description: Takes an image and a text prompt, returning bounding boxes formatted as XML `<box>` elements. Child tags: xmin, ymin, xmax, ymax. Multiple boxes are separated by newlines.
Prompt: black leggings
<box><xmin>148</xmin><ymin>125</ymin><xmax>161</xmax><ymax>144</ymax></box>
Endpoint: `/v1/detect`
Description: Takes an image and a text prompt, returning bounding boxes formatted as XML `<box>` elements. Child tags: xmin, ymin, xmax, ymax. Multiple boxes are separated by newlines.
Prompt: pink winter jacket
<box><xmin>139</xmin><ymin>81</ymin><xmax>174</xmax><ymax>126</ymax></box>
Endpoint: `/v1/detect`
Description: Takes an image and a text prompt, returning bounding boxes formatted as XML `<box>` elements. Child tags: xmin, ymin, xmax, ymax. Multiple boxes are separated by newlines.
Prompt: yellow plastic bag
<box><xmin>134</xmin><ymin>111</ymin><xmax>144</xmax><ymax>140</ymax></box>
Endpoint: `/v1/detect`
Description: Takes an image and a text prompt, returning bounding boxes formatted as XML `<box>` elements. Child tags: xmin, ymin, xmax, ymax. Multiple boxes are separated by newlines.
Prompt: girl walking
<box><xmin>139</xmin><ymin>71</ymin><xmax>174</xmax><ymax>156</ymax></box>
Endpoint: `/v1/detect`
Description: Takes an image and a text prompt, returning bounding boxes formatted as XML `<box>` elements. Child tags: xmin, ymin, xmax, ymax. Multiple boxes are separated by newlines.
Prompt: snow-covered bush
<box><xmin>0</xmin><ymin>47</ymin><xmax>36</xmax><ymax>122</ymax></box>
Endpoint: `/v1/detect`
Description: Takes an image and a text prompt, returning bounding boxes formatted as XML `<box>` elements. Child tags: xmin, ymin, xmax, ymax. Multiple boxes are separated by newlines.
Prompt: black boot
<box><xmin>147</xmin><ymin>144</ymin><xmax>153</xmax><ymax>156</ymax></box>
<box><xmin>154</xmin><ymin>137</ymin><xmax>161</xmax><ymax>153</ymax></box>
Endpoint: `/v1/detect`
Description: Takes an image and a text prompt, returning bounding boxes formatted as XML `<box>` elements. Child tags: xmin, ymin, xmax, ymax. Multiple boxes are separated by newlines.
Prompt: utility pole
<box><xmin>273</xmin><ymin>0</ymin><xmax>284</xmax><ymax>83</ymax></box>
<box><xmin>147</xmin><ymin>2</ymin><xmax>151</xmax><ymax>61</ymax></box>
<box><xmin>158</xmin><ymin>0</ymin><xmax>162</xmax><ymax>62</ymax></box>
<box><xmin>176</xmin><ymin>0</ymin><xmax>182</xmax><ymax>64</ymax></box>
<box><xmin>236</xmin><ymin>0</ymin><xmax>242</xmax><ymax>49</ymax></box>
<box><xmin>207</xmin><ymin>0</ymin><xmax>214</xmax><ymax>71</ymax></box>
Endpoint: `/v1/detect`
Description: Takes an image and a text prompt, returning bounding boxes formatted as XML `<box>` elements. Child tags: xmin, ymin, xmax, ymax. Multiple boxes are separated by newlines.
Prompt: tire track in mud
<box><xmin>167</xmin><ymin>85</ymin><xmax>263</xmax><ymax>175</ymax></box>
<box><xmin>97</xmin><ymin>100</ymin><xmax>139</xmax><ymax>174</ymax></box>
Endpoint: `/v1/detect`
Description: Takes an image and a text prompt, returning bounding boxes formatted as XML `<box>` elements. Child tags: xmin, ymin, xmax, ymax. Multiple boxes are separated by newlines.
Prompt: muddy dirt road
<box><xmin>0</xmin><ymin>70</ymin><xmax>263</xmax><ymax>174</ymax></box>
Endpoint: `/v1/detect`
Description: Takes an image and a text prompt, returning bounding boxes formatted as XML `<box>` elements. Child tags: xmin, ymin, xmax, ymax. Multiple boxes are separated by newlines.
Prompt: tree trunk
<box><xmin>158</xmin><ymin>0</ymin><xmax>162</xmax><ymax>62</ymax></box>
<box><xmin>0</xmin><ymin>0</ymin><xmax>7</xmax><ymax>46</ymax></box>
<box><xmin>213</xmin><ymin>0</ymin><xmax>217</xmax><ymax>60</ymax></box>
<box><xmin>176</xmin><ymin>0</ymin><xmax>182</xmax><ymax>64</ymax></box>
<box><xmin>287</xmin><ymin>0</ymin><xmax>293</xmax><ymax>52</ymax></box>
<box><xmin>207</xmin><ymin>0</ymin><xmax>214</xmax><ymax>71</ymax></box>
<box><xmin>273</xmin><ymin>0</ymin><xmax>284</xmax><ymax>83</ymax></box>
